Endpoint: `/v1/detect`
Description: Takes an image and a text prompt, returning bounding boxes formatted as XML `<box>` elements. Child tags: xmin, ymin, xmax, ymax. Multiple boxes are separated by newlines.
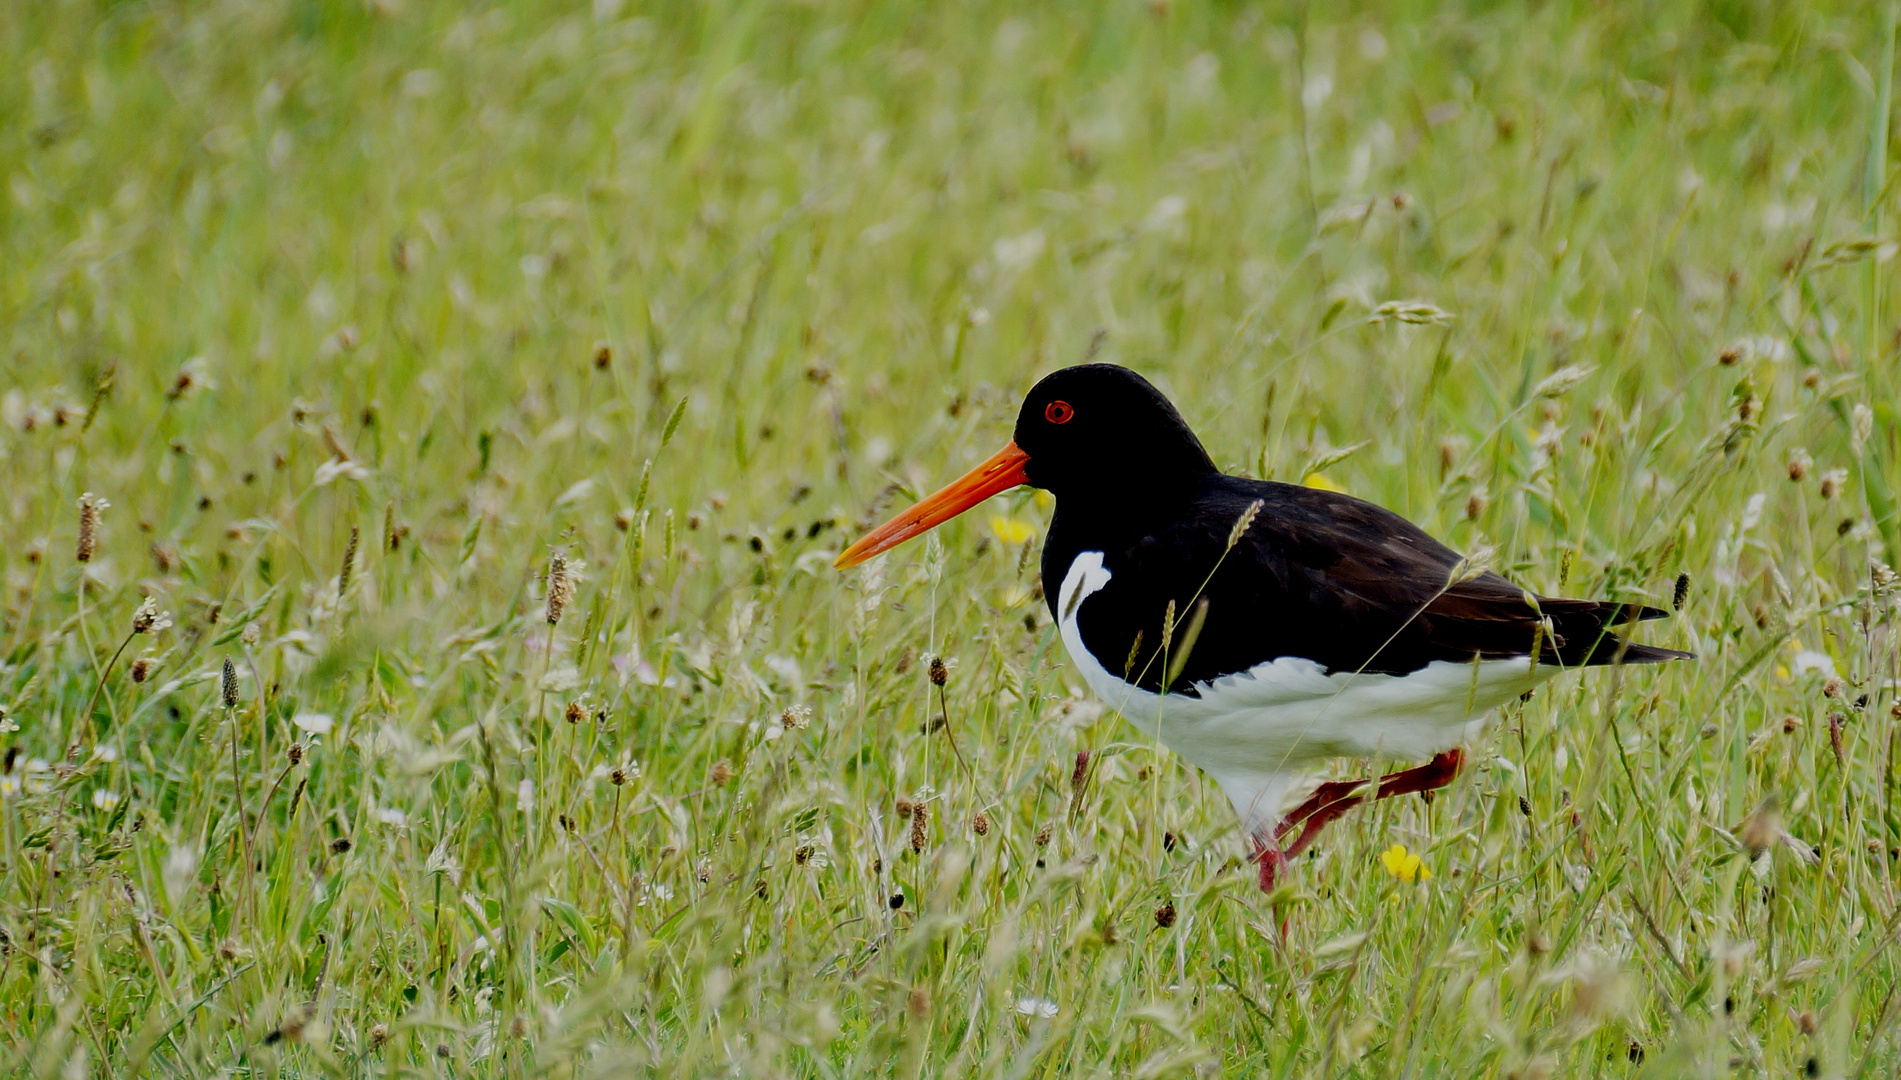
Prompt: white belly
<box><xmin>1055</xmin><ymin>551</ymin><xmax>1553</xmax><ymax>829</ymax></box>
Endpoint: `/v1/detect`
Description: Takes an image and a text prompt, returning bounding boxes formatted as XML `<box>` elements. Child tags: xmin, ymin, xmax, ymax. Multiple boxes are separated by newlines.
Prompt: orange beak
<box><xmin>834</xmin><ymin>442</ymin><xmax>1032</xmax><ymax>569</ymax></box>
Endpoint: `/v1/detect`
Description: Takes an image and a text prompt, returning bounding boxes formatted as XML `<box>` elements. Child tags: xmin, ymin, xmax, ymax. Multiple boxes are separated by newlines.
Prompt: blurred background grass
<box><xmin>3</xmin><ymin>0</ymin><xmax>1899</xmax><ymax>1076</ymax></box>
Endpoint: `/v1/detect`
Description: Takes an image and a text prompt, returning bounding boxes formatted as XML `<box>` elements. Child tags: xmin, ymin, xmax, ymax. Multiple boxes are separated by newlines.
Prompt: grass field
<box><xmin>4</xmin><ymin>1</ymin><xmax>1901</xmax><ymax>1075</ymax></box>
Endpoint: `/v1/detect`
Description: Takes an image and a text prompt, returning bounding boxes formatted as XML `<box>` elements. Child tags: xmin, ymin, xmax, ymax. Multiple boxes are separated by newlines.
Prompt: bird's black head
<box><xmin>834</xmin><ymin>363</ymin><xmax>1217</xmax><ymax>569</ymax></box>
<box><xmin>1013</xmin><ymin>364</ymin><xmax>1217</xmax><ymax>498</ymax></box>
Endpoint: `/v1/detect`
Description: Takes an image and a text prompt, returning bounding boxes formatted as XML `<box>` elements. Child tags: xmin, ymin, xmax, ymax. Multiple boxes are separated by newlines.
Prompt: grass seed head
<box><xmin>1787</xmin><ymin>449</ymin><xmax>1811</xmax><ymax>481</ymax></box>
<box><xmin>1739</xmin><ymin>797</ymin><xmax>1781</xmax><ymax>858</ymax></box>
<box><xmin>1673</xmin><ymin>572</ymin><xmax>1690</xmax><ymax>611</ymax></box>
<box><xmin>928</xmin><ymin>655</ymin><xmax>948</xmax><ymax>686</ymax></box>
<box><xmin>1851</xmin><ymin>402</ymin><xmax>1875</xmax><ymax>450</ymax></box>
<box><xmin>710</xmin><ymin>759</ymin><xmax>733</xmax><ymax>786</ymax></box>
<box><xmin>288</xmin><ymin>742</ymin><xmax>304</xmax><ymax>765</ymax></box>
<box><xmin>1531</xmin><ymin>364</ymin><xmax>1593</xmax><ymax>399</ymax></box>
<box><xmin>76</xmin><ymin>492</ymin><xmax>107</xmax><ymax>562</ymax></box>
<box><xmin>368</xmin><ymin>1024</ymin><xmax>389</xmax><ymax>1050</ymax></box>
<box><xmin>909</xmin><ymin>801</ymin><xmax>928</xmax><ymax>852</ymax></box>
<box><xmin>338</xmin><ymin>525</ymin><xmax>359</xmax><ymax>596</ymax></box>
<box><xmin>131</xmin><ymin>656</ymin><xmax>155</xmax><ymax>683</ymax></box>
<box><xmin>132</xmin><ymin>597</ymin><xmax>170</xmax><ymax>635</ymax></box>
<box><xmin>1034</xmin><ymin>822</ymin><xmax>1053</xmax><ymax>848</ymax></box>
<box><xmin>564</xmin><ymin>700</ymin><xmax>585</xmax><ymax>724</ymax></box>
<box><xmin>1372</xmin><ymin>299</ymin><xmax>1455</xmax><ymax>326</ymax></box>
<box><xmin>1225</xmin><ymin>499</ymin><xmax>1262</xmax><ymax>551</ymax></box>
<box><xmin>594</xmin><ymin>342</ymin><xmax>612</xmax><ymax>370</ymax></box>
<box><xmin>1154</xmin><ymin>902</ymin><xmax>1177</xmax><ymax>929</ymax></box>
<box><xmin>220</xmin><ymin>658</ymin><xmax>239</xmax><ymax>709</ymax></box>
<box><xmin>1819</xmin><ymin>468</ymin><xmax>1845</xmax><ymax>499</ymax></box>
<box><xmin>971</xmin><ymin>811</ymin><xmax>989</xmax><ymax>836</ymax></box>
<box><xmin>545</xmin><ymin>551</ymin><xmax>574</xmax><ymax>625</ymax></box>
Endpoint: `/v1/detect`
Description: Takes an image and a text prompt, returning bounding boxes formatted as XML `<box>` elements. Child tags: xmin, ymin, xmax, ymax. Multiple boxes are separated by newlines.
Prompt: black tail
<box><xmin>1546</xmin><ymin>601</ymin><xmax>1694</xmax><ymax>667</ymax></box>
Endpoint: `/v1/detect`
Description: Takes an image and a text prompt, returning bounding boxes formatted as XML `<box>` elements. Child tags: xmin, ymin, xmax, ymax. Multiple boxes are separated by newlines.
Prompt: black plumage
<box><xmin>1019</xmin><ymin>364</ymin><xmax>1689</xmax><ymax>691</ymax></box>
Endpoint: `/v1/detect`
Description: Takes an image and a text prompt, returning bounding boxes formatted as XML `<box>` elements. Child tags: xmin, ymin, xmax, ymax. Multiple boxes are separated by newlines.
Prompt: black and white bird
<box><xmin>836</xmin><ymin>364</ymin><xmax>1690</xmax><ymax>892</ymax></box>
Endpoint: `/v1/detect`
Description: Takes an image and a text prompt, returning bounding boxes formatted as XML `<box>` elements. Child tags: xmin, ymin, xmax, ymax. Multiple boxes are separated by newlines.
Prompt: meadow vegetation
<box><xmin>3</xmin><ymin>1</ymin><xmax>1901</xmax><ymax>1075</ymax></box>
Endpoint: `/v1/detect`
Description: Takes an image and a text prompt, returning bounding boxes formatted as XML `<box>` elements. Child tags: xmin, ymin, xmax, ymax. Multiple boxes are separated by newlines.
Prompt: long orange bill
<box><xmin>834</xmin><ymin>442</ymin><xmax>1032</xmax><ymax>569</ymax></box>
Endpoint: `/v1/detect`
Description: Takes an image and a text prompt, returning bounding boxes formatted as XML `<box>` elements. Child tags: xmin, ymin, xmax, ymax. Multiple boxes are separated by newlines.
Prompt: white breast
<box><xmin>1055</xmin><ymin>551</ymin><xmax>1553</xmax><ymax>831</ymax></box>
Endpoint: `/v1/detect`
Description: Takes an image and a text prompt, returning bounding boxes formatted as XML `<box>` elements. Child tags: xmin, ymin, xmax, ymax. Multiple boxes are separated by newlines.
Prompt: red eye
<box><xmin>1044</xmin><ymin>400</ymin><xmax>1075</xmax><ymax>424</ymax></box>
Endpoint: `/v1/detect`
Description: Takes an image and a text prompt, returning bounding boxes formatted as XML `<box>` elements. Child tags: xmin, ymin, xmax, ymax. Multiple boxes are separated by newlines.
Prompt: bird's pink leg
<box><xmin>1274</xmin><ymin>778</ymin><xmax>1373</xmax><ymax>838</ymax></box>
<box><xmin>1251</xmin><ymin>835</ymin><xmax>1289</xmax><ymax>893</ymax></box>
<box><xmin>1278</xmin><ymin>749</ymin><xmax>1467</xmax><ymax>861</ymax></box>
<box><xmin>1374</xmin><ymin>747</ymin><xmax>1465</xmax><ymax>800</ymax></box>
<box><xmin>1246</xmin><ymin>779</ymin><xmax>1374</xmax><ymax>896</ymax></box>
<box><xmin>1282</xmin><ymin>789</ymin><xmax>1370</xmax><ymax>858</ymax></box>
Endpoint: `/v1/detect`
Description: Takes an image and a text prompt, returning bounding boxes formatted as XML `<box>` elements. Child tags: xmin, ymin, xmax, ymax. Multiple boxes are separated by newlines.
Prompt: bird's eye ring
<box><xmin>1044</xmin><ymin>400</ymin><xmax>1075</xmax><ymax>424</ymax></box>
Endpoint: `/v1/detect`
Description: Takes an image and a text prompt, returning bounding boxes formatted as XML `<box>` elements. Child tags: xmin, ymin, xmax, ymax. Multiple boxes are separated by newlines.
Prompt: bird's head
<box><xmin>835</xmin><ymin>363</ymin><xmax>1214</xmax><ymax>568</ymax></box>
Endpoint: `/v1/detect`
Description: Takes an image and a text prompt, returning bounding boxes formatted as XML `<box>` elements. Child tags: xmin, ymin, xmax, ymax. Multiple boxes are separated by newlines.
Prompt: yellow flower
<box><xmin>1380</xmin><ymin>844</ymin><xmax>1432</xmax><ymax>882</ymax></box>
<box><xmin>988</xmin><ymin>515</ymin><xmax>1035</xmax><ymax>545</ymax></box>
<box><xmin>1303</xmin><ymin>472</ymin><xmax>1345</xmax><ymax>493</ymax></box>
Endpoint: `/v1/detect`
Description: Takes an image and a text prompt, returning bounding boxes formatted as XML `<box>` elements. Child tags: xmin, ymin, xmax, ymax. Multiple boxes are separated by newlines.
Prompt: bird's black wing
<box><xmin>1071</xmin><ymin>476</ymin><xmax>1688</xmax><ymax>692</ymax></box>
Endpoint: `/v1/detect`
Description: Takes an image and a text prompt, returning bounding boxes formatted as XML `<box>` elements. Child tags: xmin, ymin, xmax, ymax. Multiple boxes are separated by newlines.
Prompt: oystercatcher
<box><xmin>836</xmin><ymin>364</ymin><xmax>1690</xmax><ymax>892</ymax></box>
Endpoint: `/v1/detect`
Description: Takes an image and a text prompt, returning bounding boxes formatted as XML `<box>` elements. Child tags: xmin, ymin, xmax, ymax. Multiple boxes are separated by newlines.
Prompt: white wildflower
<box><xmin>1014</xmin><ymin>996</ymin><xmax>1060</xmax><ymax>1019</ymax></box>
<box><xmin>1791</xmin><ymin>651</ymin><xmax>1837</xmax><ymax>679</ymax></box>
<box><xmin>313</xmin><ymin>458</ymin><xmax>372</xmax><ymax>486</ymax></box>
<box><xmin>292</xmin><ymin>713</ymin><xmax>334</xmax><ymax>736</ymax></box>
<box><xmin>163</xmin><ymin>845</ymin><xmax>199</xmax><ymax>907</ymax></box>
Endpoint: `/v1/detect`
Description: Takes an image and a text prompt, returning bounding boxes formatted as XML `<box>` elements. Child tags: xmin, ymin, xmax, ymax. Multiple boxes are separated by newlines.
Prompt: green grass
<box><xmin>3</xmin><ymin>0</ymin><xmax>1900</xmax><ymax>1075</ymax></box>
